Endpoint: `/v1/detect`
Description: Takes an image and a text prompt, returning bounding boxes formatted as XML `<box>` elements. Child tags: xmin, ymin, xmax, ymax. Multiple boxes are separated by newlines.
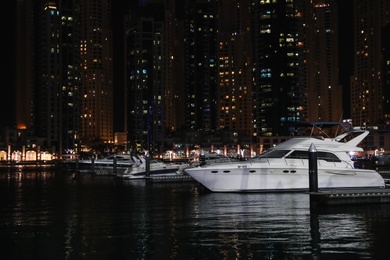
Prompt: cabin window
<box><xmin>258</xmin><ymin>150</ymin><xmax>291</xmax><ymax>158</ymax></box>
<box><xmin>287</xmin><ymin>151</ymin><xmax>308</xmax><ymax>159</ymax></box>
<box><xmin>317</xmin><ymin>152</ymin><xmax>341</xmax><ymax>162</ymax></box>
<box><xmin>286</xmin><ymin>151</ymin><xmax>340</xmax><ymax>162</ymax></box>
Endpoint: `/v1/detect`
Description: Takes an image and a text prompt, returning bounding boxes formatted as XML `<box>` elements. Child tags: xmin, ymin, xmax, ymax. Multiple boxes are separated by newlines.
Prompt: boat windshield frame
<box><xmin>256</xmin><ymin>150</ymin><xmax>292</xmax><ymax>159</ymax></box>
<box><xmin>254</xmin><ymin>149</ymin><xmax>342</xmax><ymax>162</ymax></box>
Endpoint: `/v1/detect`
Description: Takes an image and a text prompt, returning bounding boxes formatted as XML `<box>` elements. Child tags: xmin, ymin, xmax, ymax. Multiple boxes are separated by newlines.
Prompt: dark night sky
<box><xmin>1</xmin><ymin>4</ymin><xmax>16</xmax><ymax>130</ymax></box>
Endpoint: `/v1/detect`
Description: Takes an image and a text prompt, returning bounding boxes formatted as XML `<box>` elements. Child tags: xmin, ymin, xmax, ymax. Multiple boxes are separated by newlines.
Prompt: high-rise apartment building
<box><xmin>13</xmin><ymin>0</ymin><xmax>388</xmax><ymax>156</ymax></box>
<box><xmin>251</xmin><ymin>0</ymin><xmax>311</xmax><ymax>136</ymax></box>
<box><xmin>80</xmin><ymin>0</ymin><xmax>113</xmax><ymax>144</ymax></box>
<box><xmin>124</xmin><ymin>0</ymin><xmax>185</xmax><ymax>153</ymax></box>
<box><xmin>251</xmin><ymin>0</ymin><xmax>341</xmax><ymax>136</ymax></box>
<box><xmin>216</xmin><ymin>0</ymin><xmax>253</xmax><ymax>136</ymax></box>
<box><xmin>36</xmin><ymin>1</ymin><xmax>63</xmax><ymax>150</ymax></box>
<box><xmin>12</xmin><ymin>0</ymin><xmax>112</xmax><ymax>154</ymax></box>
<box><xmin>351</xmin><ymin>0</ymin><xmax>390</xmax><ymax>127</ymax></box>
<box><xmin>383</xmin><ymin>24</ymin><xmax>390</xmax><ymax>123</ymax></box>
<box><xmin>162</xmin><ymin>0</ymin><xmax>180</xmax><ymax>135</ymax></box>
<box><xmin>183</xmin><ymin>0</ymin><xmax>217</xmax><ymax>132</ymax></box>
<box><xmin>60</xmin><ymin>0</ymin><xmax>82</xmax><ymax>152</ymax></box>
<box><xmin>34</xmin><ymin>1</ymin><xmax>81</xmax><ymax>152</ymax></box>
<box><xmin>307</xmin><ymin>0</ymin><xmax>342</xmax><ymax>123</ymax></box>
<box><xmin>125</xmin><ymin>3</ymin><xmax>165</xmax><ymax>152</ymax></box>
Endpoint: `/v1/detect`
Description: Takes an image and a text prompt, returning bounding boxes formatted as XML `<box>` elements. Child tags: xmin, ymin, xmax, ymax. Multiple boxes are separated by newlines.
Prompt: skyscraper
<box><xmin>252</xmin><ymin>0</ymin><xmax>311</xmax><ymax>136</ymax></box>
<box><xmin>13</xmin><ymin>0</ymin><xmax>112</xmax><ymax>154</ymax></box>
<box><xmin>216</xmin><ymin>0</ymin><xmax>253</xmax><ymax>136</ymax></box>
<box><xmin>251</xmin><ymin>0</ymin><xmax>341</xmax><ymax>136</ymax></box>
<box><xmin>307</xmin><ymin>0</ymin><xmax>342</xmax><ymax>123</ymax></box>
<box><xmin>60</xmin><ymin>0</ymin><xmax>82</xmax><ymax>152</ymax></box>
<box><xmin>80</xmin><ymin>0</ymin><xmax>113</xmax><ymax>144</ymax></box>
<box><xmin>34</xmin><ymin>1</ymin><xmax>82</xmax><ymax>153</ymax></box>
<box><xmin>12</xmin><ymin>0</ymin><xmax>385</xmax><ymax>157</ymax></box>
<box><xmin>36</xmin><ymin>1</ymin><xmax>63</xmax><ymax>150</ymax></box>
<box><xmin>162</xmin><ymin>0</ymin><xmax>179</xmax><ymax>136</ymax></box>
<box><xmin>383</xmin><ymin>24</ymin><xmax>390</xmax><ymax>123</ymax></box>
<box><xmin>351</xmin><ymin>0</ymin><xmax>390</xmax><ymax>127</ymax></box>
<box><xmin>183</xmin><ymin>0</ymin><xmax>217</xmax><ymax>132</ymax></box>
<box><xmin>125</xmin><ymin>3</ymin><xmax>165</xmax><ymax>152</ymax></box>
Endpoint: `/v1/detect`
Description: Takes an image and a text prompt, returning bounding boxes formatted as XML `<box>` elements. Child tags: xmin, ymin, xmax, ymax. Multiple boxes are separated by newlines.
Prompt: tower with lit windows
<box><xmin>307</xmin><ymin>0</ymin><xmax>342</xmax><ymax>123</ymax></box>
<box><xmin>183</xmin><ymin>0</ymin><xmax>217</xmax><ymax>132</ymax></box>
<box><xmin>383</xmin><ymin>24</ymin><xmax>390</xmax><ymax>124</ymax></box>
<box><xmin>351</xmin><ymin>0</ymin><xmax>390</xmax><ymax>127</ymax></box>
<box><xmin>80</xmin><ymin>0</ymin><xmax>113</xmax><ymax>144</ymax></box>
<box><xmin>251</xmin><ymin>0</ymin><xmax>311</xmax><ymax>136</ymax></box>
<box><xmin>60</xmin><ymin>0</ymin><xmax>82</xmax><ymax>152</ymax></box>
<box><xmin>125</xmin><ymin>3</ymin><xmax>165</xmax><ymax>152</ymax></box>
<box><xmin>34</xmin><ymin>1</ymin><xmax>82</xmax><ymax>153</ymax></box>
<box><xmin>36</xmin><ymin>1</ymin><xmax>63</xmax><ymax>150</ymax></box>
<box><xmin>216</xmin><ymin>0</ymin><xmax>253</xmax><ymax>136</ymax></box>
<box><xmin>13</xmin><ymin>0</ymin><xmax>112</xmax><ymax>154</ymax></box>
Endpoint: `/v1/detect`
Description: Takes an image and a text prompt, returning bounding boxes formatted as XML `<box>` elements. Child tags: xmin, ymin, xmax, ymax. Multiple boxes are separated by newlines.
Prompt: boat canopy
<box><xmin>288</xmin><ymin>121</ymin><xmax>356</xmax><ymax>138</ymax></box>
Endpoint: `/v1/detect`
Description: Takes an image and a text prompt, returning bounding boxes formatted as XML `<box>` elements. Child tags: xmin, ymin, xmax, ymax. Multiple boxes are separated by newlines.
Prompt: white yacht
<box><xmin>76</xmin><ymin>154</ymin><xmax>135</xmax><ymax>168</ymax></box>
<box><xmin>117</xmin><ymin>156</ymin><xmax>189</xmax><ymax>179</ymax></box>
<box><xmin>184</xmin><ymin>128</ymin><xmax>386</xmax><ymax>192</ymax></box>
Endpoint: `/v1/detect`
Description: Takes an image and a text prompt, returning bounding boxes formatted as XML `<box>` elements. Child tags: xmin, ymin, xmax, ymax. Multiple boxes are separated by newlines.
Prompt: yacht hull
<box><xmin>185</xmin><ymin>166</ymin><xmax>385</xmax><ymax>192</ymax></box>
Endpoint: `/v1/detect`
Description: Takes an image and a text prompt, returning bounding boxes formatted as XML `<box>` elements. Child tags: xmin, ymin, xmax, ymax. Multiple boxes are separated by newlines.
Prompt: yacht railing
<box><xmin>253</xmin><ymin>156</ymin><xmax>356</xmax><ymax>169</ymax></box>
<box><xmin>204</xmin><ymin>156</ymin><xmax>236</xmax><ymax>165</ymax></box>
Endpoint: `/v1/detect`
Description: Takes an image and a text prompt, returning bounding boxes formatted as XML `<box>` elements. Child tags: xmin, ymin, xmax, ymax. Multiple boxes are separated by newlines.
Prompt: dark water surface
<box><xmin>1</xmin><ymin>170</ymin><xmax>390</xmax><ymax>260</ymax></box>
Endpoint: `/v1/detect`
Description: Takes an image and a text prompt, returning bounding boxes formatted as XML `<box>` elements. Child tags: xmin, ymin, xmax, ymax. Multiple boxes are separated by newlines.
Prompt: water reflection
<box><xmin>1</xmin><ymin>172</ymin><xmax>390</xmax><ymax>259</ymax></box>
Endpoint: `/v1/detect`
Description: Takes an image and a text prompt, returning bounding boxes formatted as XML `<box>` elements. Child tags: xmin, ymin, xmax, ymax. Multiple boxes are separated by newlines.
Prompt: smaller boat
<box><xmin>117</xmin><ymin>155</ymin><xmax>189</xmax><ymax>179</ymax></box>
<box><xmin>66</xmin><ymin>154</ymin><xmax>136</xmax><ymax>172</ymax></box>
<box><xmin>92</xmin><ymin>154</ymin><xmax>135</xmax><ymax>167</ymax></box>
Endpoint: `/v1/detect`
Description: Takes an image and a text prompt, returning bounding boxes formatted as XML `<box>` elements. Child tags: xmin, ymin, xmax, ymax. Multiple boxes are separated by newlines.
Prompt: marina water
<box><xmin>1</xmin><ymin>170</ymin><xmax>390</xmax><ymax>259</ymax></box>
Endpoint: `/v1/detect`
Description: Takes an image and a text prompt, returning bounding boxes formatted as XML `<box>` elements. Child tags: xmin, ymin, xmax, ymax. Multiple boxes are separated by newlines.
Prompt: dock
<box><xmin>308</xmin><ymin>144</ymin><xmax>390</xmax><ymax>206</ymax></box>
<box><xmin>146</xmin><ymin>174</ymin><xmax>195</xmax><ymax>183</ymax></box>
<box><xmin>309</xmin><ymin>188</ymin><xmax>390</xmax><ymax>206</ymax></box>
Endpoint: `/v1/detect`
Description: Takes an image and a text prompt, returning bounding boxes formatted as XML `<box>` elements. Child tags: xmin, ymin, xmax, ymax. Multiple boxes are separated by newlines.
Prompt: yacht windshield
<box><xmin>256</xmin><ymin>150</ymin><xmax>292</xmax><ymax>159</ymax></box>
<box><xmin>286</xmin><ymin>151</ymin><xmax>341</xmax><ymax>162</ymax></box>
<box><xmin>254</xmin><ymin>149</ymin><xmax>341</xmax><ymax>162</ymax></box>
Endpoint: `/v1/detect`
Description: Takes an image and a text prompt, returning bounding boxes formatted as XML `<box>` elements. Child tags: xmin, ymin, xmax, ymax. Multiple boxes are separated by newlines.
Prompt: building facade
<box><xmin>80</xmin><ymin>0</ymin><xmax>113</xmax><ymax>144</ymax></box>
<box><xmin>351</xmin><ymin>0</ymin><xmax>390</xmax><ymax>127</ymax></box>
<box><xmin>216</xmin><ymin>0</ymin><xmax>254</xmax><ymax>137</ymax></box>
<box><xmin>125</xmin><ymin>3</ymin><xmax>165</xmax><ymax>153</ymax></box>
<box><xmin>308</xmin><ymin>0</ymin><xmax>342</xmax><ymax>123</ymax></box>
<box><xmin>183</xmin><ymin>0</ymin><xmax>217</xmax><ymax>132</ymax></box>
<box><xmin>8</xmin><ymin>0</ymin><xmax>390</xmax><ymax>158</ymax></box>
<box><xmin>11</xmin><ymin>0</ymin><xmax>113</xmax><ymax>156</ymax></box>
<box><xmin>251</xmin><ymin>0</ymin><xmax>310</xmax><ymax>136</ymax></box>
